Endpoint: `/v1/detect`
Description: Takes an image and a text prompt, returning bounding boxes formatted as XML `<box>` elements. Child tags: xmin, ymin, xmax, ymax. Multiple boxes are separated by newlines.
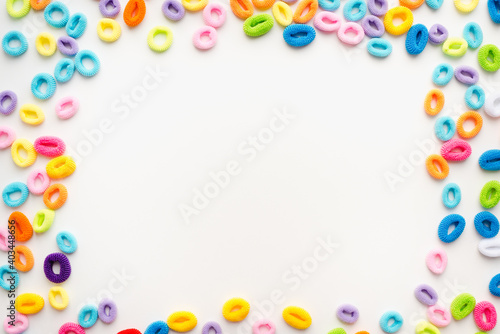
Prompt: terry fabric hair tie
<box><xmin>36</xmin><ymin>32</ymin><xmax>57</xmax><ymax>56</ymax></box>
<box><xmin>182</xmin><ymin>0</ymin><xmax>208</xmax><ymax>11</ymax></box>
<box><xmin>274</xmin><ymin>2</ymin><xmax>293</xmax><ymax>27</ymax></box>
<box><xmin>485</xmin><ymin>92</ymin><xmax>500</xmax><ymax>117</ymax></box>
<box><xmin>479</xmin><ymin>238</ymin><xmax>500</xmax><ymax>257</ymax></box>
<box><xmin>383</xmin><ymin>6</ymin><xmax>413</xmax><ymax>36</ymax></box>
<box><xmin>223</xmin><ymin>298</ymin><xmax>250</xmax><ymax>321</ymax></box>
<box><xmin>450</xmin><ymin>293</ymin><xmax>476</xmax><ymax>320</ymax></box>
<box><xmin>428</xmin><ymin>24</ymin><xmax>448</xmax><ymax>45</ymax></box>
<box><xmin>54</xmin><ymin>58</ymin><xmax>75</xmax><ymax>83</ymax></box>
<box><xmin>415</xmin><ymin>321</ymin><xmax>440</xmax><ymax>334</ymax></box>
<box><xmin>43</xmin><ymin>183</ymin><xmax>68</xmax><ymax>210</ymax></box>
<box><xmin>19</xmin><ymin>103</ymin><xmax>45</xmax><ymax>126</ymax></box>
<box><xmin>442</xmin><ymin>183</ymin><xmax>461</xmax><ymax>208</ymax></box>
<box><xmin>474</xmin><ymin>211</ymin><xmax>499</xmax><ymax>238</ymax></box>
<box><xmin>283</xmin><ymin>306</ymin><xmax>312</xmax><ymax>329</ymax></box>
<box><xmin>293</xmin><ymin>0</ymin><xmax>318</xmax><ymax>23</ymax></box>
<box><xmin>9</xmin><ymin>211</ymin><xmax>33</xmax><ymax>242</ymax></box>
<box><xmin>283</xmin><ymin>24</ymin><xmax>316</xmax><ymax>47</ymax></box>
<box><xmin>0</xmin><ymin>265</ymin><xmax>19</xmax><ymax>291</ymax></box>
<box><xmin>44</xmin><ymin>252</ymin><xmax>71</xmax><ymax>283</ymax></box>
<box><xmin>33</xmin><ymin>209</ymin><xmax>55</xmax><ymax>233</ymax></box>
<box><xmin>162</xmin><ymin>0</ymin><xmax>185</xmax><ymax>21</ymax></box>
<box><xmin>367</xmin><ymin>0</ymin><xmax>387</xmax><ymax>15</ymax></box>
<box><xmin>415</xmin><ymin>284</ymin><xmax>438</xmax><ymax>306</ymax></box>
<box><xmin>244</xmin><ymin>14</ymin><xmax>274</xmax><ymax>37</ymax></box>
<box><xmin>100</xmin><ymin>0</ymin><xmax>121</xmax><ymax>18</ymax></box>
<box><xmin>31</xmin><ymin>73</ymin><xmax>56</xmax><ymax>100</ymax></box>
<box><xmin>59</xmin><ymin>323</ymin><xmax>86</xmax><ymax>334</ymax></box>
<box><xmin>432</xmin><ymin>63</ymin><xmax>453</xmax><ymax>86</ymax></box>
<box><xmin>474</xmin><ymin>301</ymin><xmax>497</xmax><ymax>331</ymax></box>
<box><xmin>2</xmin><ymin>182</ymin><xmax>29</xmax><ymax>208</ymax></box>
<box><xmin>44</xmin><ymin>2</ymin><xmax>70</xmax><ymax>28</ymax></box>
<box><xmin>145</xmin><ymin>321</ymin><xmax>169</xmax><ymax>334</ymax></box>
<box><xmin>46</xmin><ymin>156</ymin><xmax>77</xmax><ymax>179</ymax></box>
<box><xmin>0</xmin><ymin>90</ymin><xmax>17</xmax><ymax>115</ymax></box>
<box><xmin>426</xmin><ymin>305</ymin><xmax>451</xmax><ymax>327</ymax></box>
<box><xmin>57</xmin><ymin>36</ymin><xmax>79</xmax><ymax>56</ymax></box>
<box><xmin>336</xmin><ymin>304</ymin><xmax>359</xmax><ymax>323</ymax></box>
<box><xmin>3</xmin><ymin>312</ymin><xmax>28</xmax><ymax>333</ymax></box>
<box><xmin>454</xmin><ymin>65</ymin><xmax>478</xmax><ymax>85</ymax></box>
<box><xmin>75</xmin><ymin>50</ymin><xmax>100</xmax><ymax>77</ymax></box>
<box><xmin>456</xmin><ymin>111</ymin><xmax>482</xmax><ymax>139</ymax></box>
<box><xmin>438</xmin><ymin>214</ymin><xmax>466</xmax><ymax>243</ymax></box>
<box><xmin>49</xmin><ymin>286</ymin><xmax>69</xmax><ymax>310</ymax></box>
<box><xmin>338</xmin><ymin>22</ymin><xmax>365</xmax><ymax>45</ymax></box>
<box><xmin>148</xmin><ymin>26</ymin><xmax>174</xmax><ymax>52</ymax></box>
<box><xmin>479</xmin><ymin>149</ymin><xmax>500</xmax><ymax>171</ymax></box>
<box><xmin>124</xmin><ymin>0</ymin><xmax>146</xmax><ymax>26</ymax></box>
<box><xmin>79</xmin><ymin>304</ymin><xmax>98</xmax><ymax>328</ymax></box>
<box><xmin>57</xmin><ymin>231</ymin><xmax>78</xmax><ymax>254</ymax></box>
<box><xmin>463</xmin><ymin>22</ymin><xmax>482</xmax><ymax>49</ymax></box>
<box><xmin>6</xmin><ymin>0</ymin><xmax>30</xmax><ymax>18</ymax></box>
<box><xmin>0</xmin><ymin>126</ymin><xmax>15</xmax><ymax>149</ymax></box>
<box><xmin>490</xmin><ymin>274</ymin><xmax>500</xmax><ymax>296</ymax></box>
<box><xmin>2</xmin><ymin>31</ymin><xmax>28</xmax><ymax>57</ymax></box>
<box><xmin>425</xmin><ymin>154</ymin><xmax>449</xmax><ymax>179</ymax></box>
<box><xmin>379</xmin><ymin>310</ymin><xmax>403</xmax><ymax>333</ymax></box>
<box><xmin>400</xmin><ymin>0</ymin><xmax>424</xmax><ymax>9</ymax></box>
<box><xmin>406</xmin><ymin>24</ymin><xmax>428</xmax><ymax>55</ymax></box>
<box><xmin>478</xmin><ymin>44</ymin><xmax>500</xmax><ymax>72</ymax></box>
<box><xmin>56</xmin><ymin>96</ymin><xmax>79</xmax><ymax>120</ymax></box>
<box><xmin>31</xmin><ymin>0</ymin><xmax>51</xmax><ymax>11</ymax></box>
<box><xmin>314</xmin><ymin>12</ymin><xmax>341</xmax><ymax>32</ymax></box>
<box><xmin>66</xmin><ymin>13</ymin><xmax>87</xmax><ymax>39</ymax></box>
<box><xmin>434</xmin><ymin>116</ymin><xmax>455</xmax><ymax>141</ymax></box>
<box><xmin>424</xmin><ymin>89</ymin><xmax>444</xmax><ymax>116</ymax></box>
<box><xmin>98</xmin><ymin>299</ymin><xmax>118</xmax><ymax>323</ymax></box>
<box><xmin>167</xmin><ymin>311</ymin><xmax>198</xmax><ymax>332</ymax></box>
<box><xmin>253</xmin><ymin>320</ymin><xmax>275</xmax><ymax>334</ymax></box>
<box><xmin>11</xmin><ymin>138</ymin><xmax>37</xmax><ymax>167</ymax></box>
<box><xmin>465</xmin><ymin>85</ymin><xmax>485</xmax><ymax>109</ymax></box>
<box><xmin>230</xmin><ymin>0</ymin><xmax>253</xmax><ymax>20</ymax></box>
<box><xmin>193</xmin><ymin>26</ymin><xmax>217</xmax><ymax>50</ymax></box>
<box><xmin>367</xmin><ymin>38</ymin><xmax>392</xmax><ymax>58</ymax></box>
<box><xmin>488</xmin><ymin>0</ymin><xmax>500</xmax><ymax>23</ymax></box>
<box><xmin>426</xmin><ymin>0</ymin><xmax>443</xmax><ymax>9</ymax></box>
<box><xmin>97</xmin><ymin>19</ymin><xmax>122</xmax><ymax>43</ymax></box>
<box><xmin>343</xmin><ymin>0</ymin><xmax>367</xmax><ymax>21</ymax></box>
<box><xmin>454</xmin><ymin>0</ymin><xmax>479</xmax><ymax>12</ymax></box>
<box><xmin>440</xmin><ymin>138</ymin><xmax>471</xmax><ymax>161</ymax></box>
<box><xmin>15</xmin><ymin>293</ymin><xmax>44</xmax><ymax>314</ymax></box>
<box><xmin>319</xmin><ymin>0</ymin><xmax>340</xmax><ymax>11</ymax></box>
<box><xmin>442</xmin><ymin>37</ymin><xmax>468</xmax><ymax>57</ymax></box>
<box><xmin>361</xmin><ymin>15</ymin><xmax>385</xmax><ymax>38</ymax></box>
<box><xmin>480</xmin><ymin>181</ymin><xmax>500</xmax><ymax>209</ymax></box>
<box><xmin>203</xmin><ymin>3</ymin><xmax>226</xmax><ymax>28</ymax></box>
<box><xmin>118</xmin><ymin>330</ymin><xmax>142</xmax><ymax>334</ymax></box>
<box><xmin>202</xmin><ymin>321</ymin><xmax>222</xmax><ymax>334</ymax></box>
<box><xmin>14</xmin><ymin>245</ymin><xmax>34</xmax><ymax>272</ymax></box>
<box><xmin>34</xmin><ymin>136</ymin><xmax>66</xmax><ymax>157</ymax></box>
<box><xmin>253</xmin><ymin>0</ymin><xmax>275</xmax><ymax>10</ymax></box>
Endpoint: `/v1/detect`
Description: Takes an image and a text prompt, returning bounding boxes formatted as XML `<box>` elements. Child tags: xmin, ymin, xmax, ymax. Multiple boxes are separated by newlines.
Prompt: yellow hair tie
<box><xmin>97</xmin><ymin>19</ymin><xmax>122</xmax><ymax>43</ymax></box>
<box><xmin>46</xmin><ymin>156</ymin><xmax>76</xmax><ymax>179</ymax></box>
<box><xmin>454</xmin><ymin>0</ymin><xmax>479</xmax><ymax>12</ymax></box>
<box><xmin>19</xmin><ymin>103</ymin><xmax>45</xmax><ymax>126</ymax></box>
<box><xmin>273</xmin><ymin>1</ymin><xmax>293</xmax><ymax>26</ymax></box>
<box><xmin>167</xmin><ymin>311</ymin><xmax>197</xmax><ymax>332</ymax></box>
<box><xmin>222</xmin><ymin>297</ymin><xmax>250</xmax><ymax>322</ymax></box>
<box><xmin>35</xmin><ymin>32</ymin><xmax>57</xmax><ymax>57</ymax></box>
<box><xmin>11</xmin><ymin>139</ymin><xmax>37</xmax><ymax>168</ymax></box>
<box><xmin>442</xmin><ymin>37</ymin><xmax>468</xmax><ymax>57</ymax></box>
<box><xmin>283</xmin><ymin>306</ymin><xmax>312</xmax><ymax>329</ymax></box>
<box><xmin>383</xmin><ymin>6</ymin><xmax>413</xmax><ymax>36</ymax></box>
<box><xmin>49</xmin><ymin>286</ymin><xmax>69</xmax><ymax>311</ymax></box>
<box><xmin>182</xmin><ymin>0</ymin><xmax>208</xmax><ymax>11</ymax></box>
<box><xmin>15</xmin><ymin>293</ymin><xmax>45</xmax><ymax>314</ymax></box>
<box><xmin>148</xmin><ymin>26</ymin><xmax>174</xmax><ymax>53</ymax></box>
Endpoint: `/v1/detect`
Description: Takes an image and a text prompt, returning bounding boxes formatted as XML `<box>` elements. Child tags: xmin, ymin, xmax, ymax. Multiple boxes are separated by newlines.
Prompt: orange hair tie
<box><xmin>14</xmin><ymin>245</ymin><xmax>34</xmax><ymax>272</ymax></box>
<box><xmin>457</xmin><ymin>111</ymin><xmax>482</xmax><ymax>139</ymax></box>
<box><xmin>426</xmin><ymin>154</ymin><xmax>449</xmax><ymax>180</ymax></box>
<box><xmin>9</xmin><ymin>211</ymin><xmax>33</xmax><ymax>242</ymax></box>
<box><xmin>399</xmin><ymin>0</ymin><xmax>424</xmax><ymax>9</ymax></box>
<box><xmin>424</xmin><ymin>89</ymin><xmax>444</xmax><ymax>116</ymax></box>
<box><xmin>30</xmin><ymin>0</ymin><xmax>51</xmax><ymax>10</ymax></box>
<box><xmin>293</xmin><ymin>0</ymin><xmax>318</xmax><ymax>23</ymax></box>
<box><xmin>230</xmin><ymin>0</ymin><xmax>253</xmax><ymax>20</ymax></box>
<box><xmin>252</xmin><ymin>0</ymin><xmax>275</xmax><ymax>10</ymax></box>
<box><xmin>123</xmin><ymin>0</ymin><xmax>146</xmax><ymax>27</ymax></box>
<box><xmin>43</xmin><ymin>183</ymin><xmax>68</xmax><ymax>210</ymax></box>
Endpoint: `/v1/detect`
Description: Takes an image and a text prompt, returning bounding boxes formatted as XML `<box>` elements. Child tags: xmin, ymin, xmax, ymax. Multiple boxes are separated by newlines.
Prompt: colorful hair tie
<box><xmin>193</xmin><ymin>26</ymin><xmax>217</xmax><ymax>50</ymax></box>
<box><xmin>202</xmin><ymin>321</ymin><xmax>222</xmax><ymax>334</ymax></box>
<box><xmin>36</xmin><ymin>32</ymin><xmax>57</xmax><ymax>56</ymax></box>
<box><xmin>19</xmin><ymin>103</ymin><xmax>44</xmax><ymax>126</ymax></box>
<box><xmin>98</xmin><ymin>299</ymin><xmax>117</xmax><ymax>323</ymax></box>
<box><xmin>451</xmin><ymin>293</ymin><xmax>476</xmax><ymax>320</ymax></box>
<box><xmin>203</xmin><ymin>3</ymin><xmax>226</xmax><ymax>28</ymax></box>
<box><xmin>148</xmin><ymin>26</ymin><xmax>174</xmax><ymax>52</ymax></box>
<box><xmin>336</xmin><ymin>304</ymin><xmax>359</xmax><ymax>323</ymax></box>
<box><xmin>442</xmin><ymin>37</ymin><xmax>468</xmax><ymax>57</ymax></box>
<box><xmin>426</xmin><ymin>305</ymin><xmax>451</xmax><ymax>327</ymax></box>
<box><xmin>338</xmin><ymin>22</ymin><xmax>364</xmax><ymax>45</ymax></box>
<box><xmin>182</xmin><ymin>0</ymin><xmax>208</xmax><ymax>11</ymax></box>
<box><xmin>463</xmin><ymin>22</ymin><xmax>482</xmax><ymax>49</ymax></box>
<box><xmin>118</xmin><ymin>330</ymin><xmax>141</xmax><ymax>334</ymax></box>
<box><xmin>319</xmin><ymin>0</ymin><xmax>340</xmax><ymax>11</ymax></box>
<box><xmin>415</xmin><ymin>321</ymin><xmax>440</xmax><ymax>334</ymax></box>
<box><xmin>454</xmin><ymin>0</ymin><xmax>479</xmax><ymax>12</ymax></box>
<box><xmin>2</xmin><ymin>31</ymin><xmax>28</xmax><ymax>57</ymax></box>
<box><xmin>9</xmin><ymin>211</ymin><xmax>33</xmax><ymax>242</ymax></box>
<box><xmin>0</xmin><ymin>90</ymin><xmax>17</xmax><ymax>115</ymax></box>
<box><xmin>6</xmin><ymin>0</ymin><xmax>30</xmax><ymax>18</ymax></box>
<box><xmin>379</xmin><ymin>311</ymin><xmax>403</xmax><ymax>333</ymax></box>
<box><xmin>31</xmin><ymin>0</ymin><xmax>51</xmax><ymax>10</ymax></box>
<box><xmin>480</xmin><ymin>181</ymin><xmax>500</xmax><ymax>209</ymax></box>
<box><xmin>480</xmin><ymin>150</ymin><xmax>500</xmax><ymax>171</ymax></box>
<box><xmin>361</xmin><ymin>15</ymin><xmax>384</xmax><ymax>37</ymax></box>
<box><xmin>428</xmin><ymin>24</ymin><xmax>448</xmax><ymax>45</ymax></box>
<box><xmin>100</xmin><ymin>0</ymin><xmax>121</xmax><ymax>18</ymax></box>
<box><xmin>43</xmin><ymin>183</ymin><xmax>68</xmax><ymax>210</ymax></box>
<box><xmin>167</xmin><ymin>311</ymin><xmax>197</xmax><ymax>332</ymax></box>
<box><xmin>488</xmin><ymin>0</ymin><xmax>500</xmax><ymax>23</ymax></box>
<box><xmin>44</xmin><ymin>252</ymin><xmax>71</xmax><ymax>283</ymax></box>
<box><xmin>367</xmin><ymin>38</ymin><xmax>392</xmax><ymax>58</ymax></box>
<box><xmin>34</xmin><ymin>136</ymin><xmax>66</xmax><ymax>158</ymax></box>
<box><xmin>54</xmin><ymin>58</ymin><xmax>75</xmax><ymax>83</ymax></box>
<box><xmin>432</xmin><ymin>63</ymin><xmax>453</xmax><ymax>86</ymax></box>
<box><xmin>293</xmin><ymin>0</ymin><xmax>317</xmax><ymax>23</ymax></box>
<box><xmin>490</xmin><ymin>274</ymin><xmax>500</xmax><ymax>296</ymax></box>
<box><xmin>314</xmin><ymin>12</ymin><xmax>341</xmax><ymax>32</ymax></box>
<box><xmin>57</xmin><ymin>36</ymin><xmax>79</xmax><ymax>56</ymax></box>
<box><xmin>59</xmin><ymin>322</ymin><xmax>85</xmax><ymax>334</ymax></box>
<box><xmin>49</xmin><ymin>286</ymin><xmax>69</xmax><ymax>310</ymax></box>
<box><xmin>31</xmin><ymin>73</ymin><xmax>56</xmax><ymax>100</ymax></box>
<box><xmin>97</xmin><ymin>18</ymin><xmax>122</xmax><ymax>43</ymax></box>
<box><xmin>328</xmin><ymin>329</ymin><xmax>347</xmax><ymax>334</ymax></box>
<box><xmin>145</xmin><ymin>321</ymin><xmax>169</xmax><ymax>334</ymax></box>
<box><xmin>438</xmin><ymin>214</ymin><xmax>466</xmax><ymax>243</ymax></box>
<box><xmin>14</xmin><ymin>245</ymin><xmax>34</xmax><ymax>272</ymax></box>
<box><xmin>75</xmin><ymin>50</ymin><xmax>100</xmax><ymax>77</ymax></box>
<box><xmin>434</xmin><ymin>116</ymin><xmax>455</xmax><ymax>141</ymax></box>
<box><xmin>465</xmin><ymin>85</ymin><xmax>485</xmax><ymax>110</ymax></box>
<box><xmin>223</xmin><ymin>297</ymin><xmax>250</xmax><ymax>321</ymax></box>
<box><xmin>55</xmin><ymin>96</ymin><xmax>79</xmax><ymax>120</ymax></box>
<box><xmin>2</xmin><ymin>182</ymin><xmax>29</xmax><ymax>208</ymax></box>
<box><xmin>424</xmin><ymin>89</ymin><xmax>444</xmax><ymax>116</ymax></box>
<box><xmin>79</xmin><ymin>305</ymin><xmax>98</xmax><ymax>328</ymax></box>
<box><xmin>273</xmin><ymin>2</ymin><xmax>293</xmax><ymax>26</ymax></box>
<box><xmin>47</xmin><ymin>156</ymin><xmax>76</xmax><ymax>179</ymax></box>
<box><xmin>426</xmin><ymin>0</ymin><xmax>443</xmax><ymax>9</ymax></box>
<box><xmin>442</xmin><ymin>183</ymin><xmax>461</xmax><ymax>208</ymax></box>
<box><xmin>343</xmin><ymin>0</ymin><xmax>367</xmax><ymax>21</ymax></box>
<box><xmin>44</xmin><ymin>1</ymin><xmax>70</xmax><ymax>28</ymax></box>
<box><xmin>401</xmin><ymin>0</ymin><xmax>424</xmax><ymax>8</ymax></box>
<box><xmin>0</xmin><ymin>265</ymin><xmax>19</xmax><ymax>291</ymax></box>
<box><xmin>15</xmin><ymin>293</ymin><xmax>44</xmax><ymax>314</ymax></box>
<box><xmin>0</xmin><ymin>228</ymin><xmax>9</xmax><ymax>252</ymax></box>
<box><xmin>456</xmin><ymin>111</ymin><xmax>482</xmax><ymax>139</ymax></box>
<box><xmin>478</xmin><ymin>44</ymin><xmax>500</xmax><ymax>72</ymax></box>
<box><xmin>454</xmin><ymin>65</ymin><xmax>478</xmax><ymax>85</ymax></box>
<box><xmin>474</xmin><ymin>301</ymin><xmax>497</xmax><ymax>331</ymax></box>
<box><xmin>479</xmin><ymin>238</ymin><xmax>500</xmax><ymax>257</ymax></box>
<box><xmin>283</xmin><ymin>306</ymin><xmax>312</xmax><ymax>329</ymax></box>
<box><xmin>11</xmin><ymin>138</ymin><xmax>37</xmax><ymax>167</ymax></box>
<box><xmin>406</xmin><ymin>24</ymin><xmax>428</xmax><ymax>55</ymax></box>
<box><xmin>440</xmin><ymin>139</ymin><xmax>471</xmax><ymax>161</ymax></box>
<box><xmin>33</xmin><ymin>209</ymin><xmax>55</xmax><ymax>233</ymax></box>
<box><xmin>56</xmin><ymin>231</ymin><xmax>78</xmax><ymax>254</ymax></box>
<box><xmin>3</xmin><ymin>312</ymin><xmax>28</xmax><ymax>333</ymax></box>
<box><xmin>253</xmin><ymin>0</ymin><xmax>275</xmax><ymax>10</ymax></box>
<box><xmin>252</xmin><ymin>320</ymin><xmax>275</xmax><ymax>334</ymax></box>
<box><xmin>425</xmin><ymin>154</ymin><xmax>448</xmax><ymax>179</ymax></box>
<box><xmin>367</xmin><ymin>0</ymin><xmax>387</xmax><ymax>15</ymax></box>
<box><xmin>66</xmin><ymin>13</ymin><xmax>87</xmax><ymax>39</ymax></box>
<box><xmin>383</xmin><ymin>6</ymin><xmax>413</xmax><ymax>36</ymax></box>
<box><xmin>230</xmin><ymin>0</ymin><xmax>253</xmax><ymax>19</ymax></box>
<box><xmin>0</xmin><ymin>126</ymin><xmax>15</xmax><ymax>150</ymax></box>
<box><xmin>474</xmin><ymin>211</ymin><xmax>499</xmax><ymax>238</ymax></box>
<box><xmin>163</xmin><ymin>0</ymin><xmax>185</xmax><ymax>21</ymax></box>
<box><xmin>283</xmin><ymin>24</ymin><xmax>316</xmax><ymax>47</ymax></box>
<box><xmin>244</xmin><ymin>14</ymin><xmax>274</xmax><ymax>37</ymax></box>
<box><xmin>415</xmin><ymin>284</ymin><xmax>438</xmax><ymax>306</ymax></box>
<box><xmin>485</xmin><ymin>92</ymin><xmax>500</xmax><ymax>117</ymax></box>
<box><xmin>124</xmin><ymin>0</ymin><xmax>146</xmax><ymax>26</ymax></box>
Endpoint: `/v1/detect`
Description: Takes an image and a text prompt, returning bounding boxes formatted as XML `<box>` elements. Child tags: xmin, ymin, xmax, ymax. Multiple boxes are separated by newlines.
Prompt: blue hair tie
<box><xmin>145</xmin><ymin>321</ymin><xmax>170</xmax><ymax>334</ymax></box>
<box><xmin>78</xmin><ymin>304</ymin><xmax>99</xmax><ymax>328</ymax></box>
<box><xmin>463</xmin><ymin>22</ymin><xmax>483</xmax><ymax>49</ymax></box>
<box><xmin>474</xmin><ymin>211</ymin><xmax>500</xmax><ymax>238</ymax></box>
<box><xmin>283</xmin><ymin>24</ymin><xmax>316</xmax><ymax>47</ymax></box>
<box><xmin>44</xmin><ymin>1</ymin><xmax>70</xmax><ymax>28</ymax></box>
<box><xmin>405</xmin><ymin>24</ymin><xmax>428</xmax><ymax>55</ymax></box>
<box><xmin>442</xmin><ymin>183</ymin><xmax>461</xmax><ymax>209</ymax></box>
<box><xmin>379</xmin><ymin>311</ymin><xmax>403</xmax><ymax>333</ymax></box>
<box><xmin>66</xmin><ymin>13</ymin><xmax>87</xmax><ymax>39</ymax></box>
<box><xmin>343</xmin><ymin>0</ymin><xmax>367</xmax><ymax>21</ymax></box>
<box><xmin>54</xmin><ymin>58</ymin><xmax>75</xmax><ymax>83</ymax></box>
<box><xmin>318</xmin><ymin>0</ymin><xmax>340</xmax><ymax>11</ymax></box>
<box><xmin>2</xmin><ymin>31</ymin><xmax>28</xmax><ymax>57</ymax></box>
<box><xmin>75</xmin><ymin>50</ymin><xmax>101</xmax><ymax>77</ymax></box>
<box><xmin>426</xmin><ymin>0</ymin><xmax>443</xmax><ymax>9</ymax></box>
<box><xmin>434</xmin><ymin>116</ymin><xmax>455</xmax><ymax>141</ymax></box>
<box><xmin>56</xmin><ymin>231</ymin><xmax>78</xmax><ymax>254</ymax></box>
<box><xmin>490</xmin><ymin>274</ymin><xmax>500</xmax><ymax>297</ymax></box>
<box><xmin>438</xmin><ymin>214</ymin><xmax>466</xmax><ymax>243</ymax></box>
<box><xmin>488</xmin><ymin>0</ymin><xmax>500</xmax><ymax>23</ymax></box>
<box><xmin>479</xmin><ymin>149</ymin><xmax>500</xmax><ymax>171</ymax></box>
<box><xmin>367</xmin><ymin>38</ymin><xmax>392</xmax><ymax>58</ymax></box>
<box><xmin>0</xmin><ymin>265</ymin><xmax>19</xmax><ymax>291</ymax></box>
<box><xmin>31</xmin><ymin>73</ymin><xmax>57</xmax><ymax>100</ymax></box>
<box><xmin>465</xmin><ymin>85</ymin><xmax>485</xmax><ymax>110</ymax></box>
<box><xmin>432</xmin><ymin>63</ymin><xmax>453</xmax><ymax>86</ymax></box>
<box><xmin>2</xmin><ymin>182</ymin><xmax>29</xmax><ymax>208</ymax></box>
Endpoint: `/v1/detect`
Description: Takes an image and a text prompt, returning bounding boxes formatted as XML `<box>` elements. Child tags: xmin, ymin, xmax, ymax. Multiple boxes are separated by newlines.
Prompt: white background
<box><xmin>1</xmin><ymin>0</ymin><xmax>500</xmax><ymax>333</ymax></box>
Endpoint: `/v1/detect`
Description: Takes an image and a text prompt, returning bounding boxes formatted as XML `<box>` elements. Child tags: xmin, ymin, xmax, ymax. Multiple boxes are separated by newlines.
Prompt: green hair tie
<box><xmin>450</xmin><ymin>293</ymin><xmax>476</xmax><ymax>320</ymax></box>
<box><xmin>33</xmin><ymin>209</ymin><xmax>55</xmax><ymax>234</ymax></box>
<box><xmin>442</xmin><ymin>37</ymin><xmax>468</xmax><ymax>57</ymax></box>
<box><xmin>478</xmin><ymin>44</ymin><xmax>500</xmax><ymax>72</ymax></box>
<box><xmin>243</xmin><ymin>14</ymin><xmax>274</xmax><ymax>37</ymax></box>
<box><xmin>6</xmin><ymin>0</ymin><xmax>30</xmax><ymax>18</ymax></box>
<box><xmin>480</xmin><ymin>180</ymin><xmax>500</xmax><ymax>209</ymax></box>
<box><xmin>328</xmin><ymin>329</ymin><xmax>346</xmax><ymax>334</ymax></box>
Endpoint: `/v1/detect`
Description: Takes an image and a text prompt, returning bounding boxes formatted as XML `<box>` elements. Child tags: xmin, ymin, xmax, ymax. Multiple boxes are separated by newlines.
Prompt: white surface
<box><xmin>1</xmin><ymin>1</ymin><xmax>500</xmax><ymax>333</ymax></box>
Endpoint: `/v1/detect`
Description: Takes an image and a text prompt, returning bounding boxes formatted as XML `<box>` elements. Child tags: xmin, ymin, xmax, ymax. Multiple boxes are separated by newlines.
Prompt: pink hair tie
<box><xmin>27</xmin><ymin>169</ymin><xmax>51</xmax><ymax>195</ymax></box>
<box><xmin>4</xmin><ymin>313</ymin><xmax>29</xmax><ymax>334</ymax></box>
<box><xmin>56</xmin><ymin>96</ymin><xmax>79</xmax><ymax>120</ymax></box>
<box><xmin>426</xmin><ymin>248</ymin><xmax>447</xmax><ymax>274</ymax></box>
<box><xmin>313</xmin><ymin>12</ymin><xmax>342</xmax><ymax>32</ymax></box>
<box><xmin>253</xmin><ymin>319</ymin><xmax>276</xmax><ymax>334</ymax></box>
<box><xmin>440</xmin><ymin>138</ymin><xmax>471</xmax><ymax>161</ymax></box>
<box><xmin>193</xmin><ymin>26</ymin><xmax>218</xmax><ymax>50</ymax></box>
<box><xmin>34</xmin><ymin>136</ymin><xmax>66</xmax><ymax>157</ymax></box>
<box><xmin>59</xmin><ymin>322</ymin><xmax>85</xmax><ymax>334</ymax></box>
<box><xmin>203</xmin><ymin>3</ymin><xmax>226</xmax><ymax>28</ymax></box>
<box><xmin>0</xmin><ymin>227</ymin><xmax>9</xmax><ymax>252</ymax></box>
<box><xmin>427</xmin><ymin>305</ymin><xmax>451</xmax><ymax>328</ymax></box>
<box><xmin>337</xmin><ymin>22</ymin><xmax>365</xmax><ymax>45</ymax></box>
<box><xmin>0</xmin><ymin>126</ymin><xmax>16</xmax><ymax>149</ymax></box>
<box><xmin>474</xmin><ymin>301</ymin><xmax>497</xmax><ymax>331</ymax></box>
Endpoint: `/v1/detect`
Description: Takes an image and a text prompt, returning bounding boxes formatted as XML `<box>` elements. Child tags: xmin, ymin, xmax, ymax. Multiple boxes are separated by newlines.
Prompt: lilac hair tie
<box><xmin>98</xmin><ymin>299</ymin><xmax>117</xmax><ymax>323</ymax></box>
<box><xmin>57</xmin><ymin>36</ymin><xmax>79</xmax><ymax>56</ymax></box>
<box><xmin>336</xmin><ymin>304</ymin><xmax>359</xmax><ymax>324</ymax></box>
<box><xmin>367</xmin><ymin>0</ymin><xmax>387</xmax><ymax>16</ymax></box>
<box><xmin>414</xmin><ymin>284</ymin><xmax>438</xmax><ymax>306</ymax></box>
<box><xmin>361</xmin><ymin>15</ymin><xmax>384</xmax><ymax>37</ymax></box>
<box><xmin>99</xmin><ymin>0</ymin><xmax>121</xmax><ymax>18</ymax></box>
<box><xmin>0</xmin><ymin>90</ymin><xmax>17</xmax><ymax>115</ymax></box>
<box><xmin>162</xmin><ymin>0</ymin><xmax>185</xmax><ymax>21</ymax></box>
<box><xmin>455</xmin><ymin>65</ymin><xmax>479</xmax><ymax>85</ymax></box>
<box><xmin>202</xmin><ymin>321</ymin><xmax>222</xmax><ymax>334</ymax></box>
<box><xmin>44</xmin><ymin>252</ymin><xmax>71</xmax><ymax>283</ymax></box>
<box><xmin>428</xmin><ymin>24</ymin><xmax>448</xmax><ymax>45</ymax></box>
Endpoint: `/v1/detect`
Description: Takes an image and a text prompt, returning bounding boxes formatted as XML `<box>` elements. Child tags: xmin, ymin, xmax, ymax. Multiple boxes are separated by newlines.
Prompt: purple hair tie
<box><xmin>98</xmin><ymin>298</ymin><xmax>117</xmax><ymax>323</ymax></box>
<box><xmin>428</xmin><ymin>24</ymin><xmax>448</xmax><ymax>45</ymax></box>
<box><xmin>455</xmin><ymin>65</ymin><xmax>479</xmax><ymax>85</ymax></box>
<box><xmin>44</xmin><ymin>252</ymin><xmax>71</xmax><ymax>284</ymax></box>
<box><xmin>367</xmin><ymin>0</ymin><xmax>387</xmax><ymax>16</ymax></box>
<box><xmin>361</xmin><ymin>15</ymin><xmax>384</xmax><ymax>37</ymax></box>
<box><xmin>336</xmin><ymin>304</ymin><xmax>359</xmax><ymax>324</ymax></box>
<box><xmin>414</xmin><ymin>284</ymin><xmax>438</xmax><ymax>306</ymax></box>
<box><xmin>202</xmin><ymin>321</ymin><xmax>222</xmax><ymax>334</ymax></box>
<box><xmin>162</xmin><ymin>0</ymin><xmax>185</xmax><ymax>21</ymax></box>
<box><xmin>57</xmin><ymin>36</ymin><xmax>79</xmax><ymax>56</ymax></box>
<box><xmin>99</xmin><ymin>0</ymin><xmax>121</xmax><ymax>18</ymax></box>
<box><xmin>0</xmin><ymin>90</ymin><xmax>17</xmax><ymax>115</ymax></box>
